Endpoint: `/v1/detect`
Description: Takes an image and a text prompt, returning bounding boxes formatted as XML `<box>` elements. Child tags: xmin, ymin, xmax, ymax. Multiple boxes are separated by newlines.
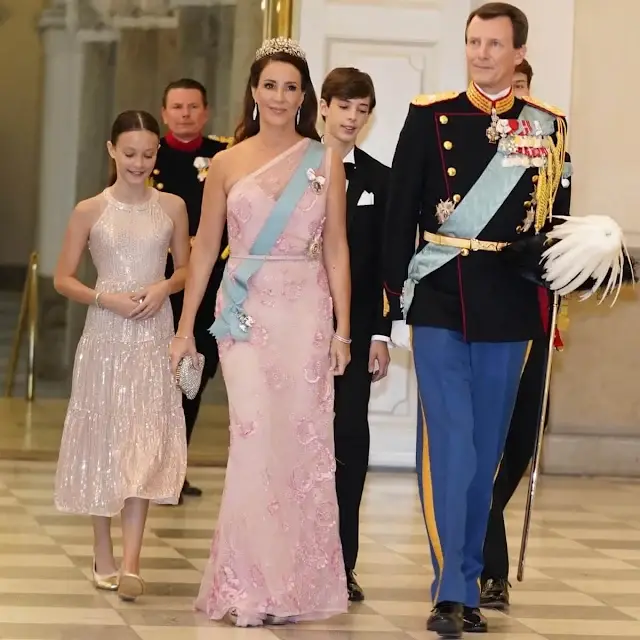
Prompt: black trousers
<box><xmin>482</xmin><ymin>336</ymin><xmax>550</xmax><ymax>582</ymax></box>
<box><xmin>334</xmin><ymin>355</ymin><xmax>373</xmax><ymax>571</ymax></box>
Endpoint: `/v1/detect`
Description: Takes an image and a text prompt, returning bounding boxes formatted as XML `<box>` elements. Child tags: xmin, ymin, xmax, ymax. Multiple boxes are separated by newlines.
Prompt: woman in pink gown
<box><xmin>170</xmin><ymin>38</ymin><xmax>351</xmax><ymax>626</ymax></box>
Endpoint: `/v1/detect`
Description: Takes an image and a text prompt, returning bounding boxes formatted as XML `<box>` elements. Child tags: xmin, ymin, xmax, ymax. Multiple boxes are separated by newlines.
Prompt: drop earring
<box><xmin>296</xmin><ymin>107</ymin><xmax>301</xmax><ymax>126</ymax></box>
<box><xmin>252</xmin><ymin>102</ymin><xmax>258</xmax><ymax>120</ymax></box>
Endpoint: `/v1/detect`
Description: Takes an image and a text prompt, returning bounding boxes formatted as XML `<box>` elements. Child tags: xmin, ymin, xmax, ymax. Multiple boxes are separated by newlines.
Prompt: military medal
<box><xmin>486</xmin><ymin>108</ymin><xmax>501</xmax><ymax>143</ymax></box>
<box><xmin>517</xmin><ymin>189</ymin><xmax>538</xmax><ymax>233</ymax></box>
<box><xmin>435</xmin><ymin>199</ymin><xmax>456</xmax><ymax>224</ymax></box>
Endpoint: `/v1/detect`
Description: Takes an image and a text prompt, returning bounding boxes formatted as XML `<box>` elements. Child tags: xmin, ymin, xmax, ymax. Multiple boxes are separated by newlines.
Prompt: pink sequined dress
<box><xmin>54</xmin><ymin>188</ymin><xmax>187</xmax><ymax>516</ymax></box>
<box><xmin>195</xmin><ymin>139</ymin><xmax>348</xmax><ymax>625</ymax></box>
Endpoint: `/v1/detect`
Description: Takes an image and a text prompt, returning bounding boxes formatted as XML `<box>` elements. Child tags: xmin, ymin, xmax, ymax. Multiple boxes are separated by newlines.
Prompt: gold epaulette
<box><xmin>383</xmin><ymin>290</ymin><xmax>390</xmax><ymax>318</ymax></box>
<box><xmin>521</xmin><ymin>95</ymin><xmax>564</xmax><ymax>118</ymax></box>
<box><xmin>411</xmin><ymin>91</ymin><xmax>459</xmax><ymax>107</ymax></box>
<box><xmin>208</xmin><ymin>134</ymin><xmax>234</xmax><ymax>146</ymax></box>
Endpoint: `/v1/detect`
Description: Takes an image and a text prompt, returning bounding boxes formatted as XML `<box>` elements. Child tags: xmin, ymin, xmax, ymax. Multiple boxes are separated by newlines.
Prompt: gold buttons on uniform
<box><xmin>440</xmin><ymin>115</ymin><xmax>448</xmax><ymax>124</ymax></box>
<box><xmin>453</xmin><ymin>194</ymin><xmax>461</xmax><ymax>203</ymax></box>
<box><xmin>156</xmin><ymin>183</ymin><xmax>164</xmax><ymax>190</ymax></box>
<box><xmin>443</xmin><ymin>141</ymin><xmax>453</xmax><ymax>150</ymax></box>
<box><xmin>153</xmin><ymin>169</ymin><xmax>160</xmax><ymax>175</ymax></box>
<box><xmin>532</xmin><ymin>175</ymin><xmax>538</xmax><ymax>183</ymax></box>
<box><xmin>447</xmin><ymin>167</ymin><xmax>456</xmax><ymax>177</ymax></box>
<box><xmin>524</xmin><ymin>200</ymin><xmax>531</xmax><ymax>208</ymax></box>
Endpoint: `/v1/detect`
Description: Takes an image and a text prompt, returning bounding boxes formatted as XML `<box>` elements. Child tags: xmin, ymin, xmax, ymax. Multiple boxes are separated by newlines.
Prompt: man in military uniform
<box><xmin>152</xmin><ymin>78</ymin><xmax>232</xmax><ymax>501</ymax></box>
<box><xmin>480</xmin><ymin>58</ymin><xmax>572</xmax><ymax>610</ymax></box>
<box><xmin>382</xmin><ymin>4</ymin><xmax>569</xmax><ymax>636</ymax></box>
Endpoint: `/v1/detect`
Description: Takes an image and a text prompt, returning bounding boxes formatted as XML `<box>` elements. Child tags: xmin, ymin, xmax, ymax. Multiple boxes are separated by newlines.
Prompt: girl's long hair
<box><xmin>107</xmin><ymin>110</ymin><xmax>161</xmax><ymax>186</ymax></box>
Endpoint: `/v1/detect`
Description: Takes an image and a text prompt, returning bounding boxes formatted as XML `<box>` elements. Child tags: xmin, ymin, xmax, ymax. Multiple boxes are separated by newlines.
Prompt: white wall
<box><xmin>471</xmin><ymin>0</ymin><xmax>575</xmax><ymax>117</ymax></box>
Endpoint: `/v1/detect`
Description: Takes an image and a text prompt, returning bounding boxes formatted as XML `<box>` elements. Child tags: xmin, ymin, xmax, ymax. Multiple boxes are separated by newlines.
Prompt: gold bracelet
<box><xmin>95</xmin><ymin>292</ymin><xmax>104</xmax><ymax>309</ymax></box>
<box><xmin>174</xmin><ymin>335</ymin><xmax>194</xmax><ymax>340</ymax></box>
<box><xmin>333</xmin><ymin>333</ymin><xmax>352</xmax><ymax>345</ymax></box>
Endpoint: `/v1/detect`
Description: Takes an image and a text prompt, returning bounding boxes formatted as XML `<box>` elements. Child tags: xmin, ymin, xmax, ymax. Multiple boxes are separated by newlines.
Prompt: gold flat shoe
<box><xmin>117</xmin><ymin>572</ymin><xmax>145</xmax><ymax>602</ymax></box>
<box><xmin>92</xmin><ymin>557</ymin><xmax>119</xmax><ymax>591</ymax></box>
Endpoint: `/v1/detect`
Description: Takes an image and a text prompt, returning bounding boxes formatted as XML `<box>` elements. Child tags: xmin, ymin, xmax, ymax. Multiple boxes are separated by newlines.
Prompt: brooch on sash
<box><xmin>435</xmin><ymin>199</ymin><xmax>456</xmax><ymax>224</ymax></box>
<box><xmin>194</xmin><ymin>157</ymin><xmax>211</xmax><ymax>182</ymax></box>
<box><xmin>306</xmin><ymin>168</ymin><xmax>326</xmax><ymax>194</ymax></box>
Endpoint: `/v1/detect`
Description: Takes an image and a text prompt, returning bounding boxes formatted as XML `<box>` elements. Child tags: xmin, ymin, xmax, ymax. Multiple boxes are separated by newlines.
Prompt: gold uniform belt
<box><xmin>423</xmin><ymin>231</ymin><xmax>510</xmax><ymax>256</ymax></box>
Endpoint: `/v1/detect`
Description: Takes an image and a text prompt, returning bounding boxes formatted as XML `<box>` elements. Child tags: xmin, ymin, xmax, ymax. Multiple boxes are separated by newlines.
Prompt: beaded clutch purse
<box><xmin>175</xmin><ymin>353</ymin><xmax>205</xmax><ymax>400</ymax></box>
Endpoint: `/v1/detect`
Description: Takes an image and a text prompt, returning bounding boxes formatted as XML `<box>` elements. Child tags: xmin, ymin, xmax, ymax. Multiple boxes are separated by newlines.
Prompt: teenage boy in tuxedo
<box><xmin>320</xmin><ymin>67</ymin><xmax>391</xmax><ymax>602</ymax></box>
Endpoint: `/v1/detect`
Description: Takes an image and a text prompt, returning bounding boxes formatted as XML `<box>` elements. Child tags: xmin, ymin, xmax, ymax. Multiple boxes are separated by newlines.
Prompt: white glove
<box><xmin>390</xmin><ymin>321</ymin><xmax>411</xmax><ymax>350</ymax></box>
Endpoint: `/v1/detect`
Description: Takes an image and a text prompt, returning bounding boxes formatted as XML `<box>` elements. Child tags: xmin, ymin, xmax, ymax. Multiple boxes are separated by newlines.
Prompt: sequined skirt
<box><xmin>54</xmin><ymin>300</ymin><xmax>187</xmax><ymax>517</ymax></box>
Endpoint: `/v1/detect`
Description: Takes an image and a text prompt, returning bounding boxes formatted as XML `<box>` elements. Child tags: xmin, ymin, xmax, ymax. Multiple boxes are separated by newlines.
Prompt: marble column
<box><xmin>66</xmin><ymin>34</ymin><xmax>119</xmax><ymax>357</ymax></box>
<box><xmin>113</xmin><ymin>29</ymin><xmax>161</xmax><ymax>118</ymax></box>
<box><xmin>36</xmin><ymin>3</ymin><xmax>119</xmax><ymax>380</ymax></box>
<box><xmin>228</xmin><ymin>0</ymin><xmax>264</xmax><ymax>133</ymax></box>
<box><xmin>175</xmin><ymin>5</ymin><xmax>236</xmax><ymax>136</ymax></box>
<box><xmin>36</xmin><ymin>5</ymin><xmax>85</xmax><ymax>380</ymax></box>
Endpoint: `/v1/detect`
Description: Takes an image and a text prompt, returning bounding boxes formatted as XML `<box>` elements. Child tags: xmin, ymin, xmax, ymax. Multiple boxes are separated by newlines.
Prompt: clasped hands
<box><xmin>101</xmin><ymin>280</ymin><xmax>170</xmax><ymax>320</ymax></box>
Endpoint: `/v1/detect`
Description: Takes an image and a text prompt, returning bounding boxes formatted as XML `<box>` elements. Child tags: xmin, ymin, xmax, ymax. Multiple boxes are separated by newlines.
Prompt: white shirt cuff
<box><xmin>371</xmin><ymin>334</ymin><xmax>391</xmax><ymax>344</ymax></box>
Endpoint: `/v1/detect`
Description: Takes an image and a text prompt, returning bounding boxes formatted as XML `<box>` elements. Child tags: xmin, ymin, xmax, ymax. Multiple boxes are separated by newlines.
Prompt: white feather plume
<box><xmin>541</xmin><ymin>215</ymin><xmax>634</xmax><ymax>306</ymax></box>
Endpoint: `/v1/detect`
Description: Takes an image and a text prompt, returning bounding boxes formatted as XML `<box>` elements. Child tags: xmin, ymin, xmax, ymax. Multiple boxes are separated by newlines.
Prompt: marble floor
<box><xmin>0</xmin><ymin>398</ymin><xmax>230</xmax><ymax>466</ymax></box>
<box><xmin>0</xmin><ymin>459</ymin><xmax>637</xmax><ymax>639</ymax></box>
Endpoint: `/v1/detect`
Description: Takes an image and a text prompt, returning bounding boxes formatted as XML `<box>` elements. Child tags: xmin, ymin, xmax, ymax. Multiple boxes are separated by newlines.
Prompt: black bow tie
<box><xmin>343</xmin><ymin>162</ymin><xmax>356</xmax><ymax>180</ymax></box>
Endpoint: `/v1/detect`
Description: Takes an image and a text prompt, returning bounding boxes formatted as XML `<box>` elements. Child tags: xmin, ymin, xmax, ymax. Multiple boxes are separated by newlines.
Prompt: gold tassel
<box><xmin>383</xmin><ymin>290</ymin><xmax>390</xmax><ymax>318</ymax></box>
<box><xmin>557</xmin><ymin>296</ymin><xmax>570</xmax><ymax>333</ymax></box>
<box><xmin>534</xmin><ymin>117</ymin><xmax>566</xmax><ymax>232</ymax></box>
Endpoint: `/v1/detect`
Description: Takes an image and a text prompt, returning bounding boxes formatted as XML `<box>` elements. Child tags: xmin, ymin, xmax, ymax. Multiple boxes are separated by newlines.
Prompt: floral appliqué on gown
<box><xmin>195</xmin><ymin>139</ymin><xmax>348</xmax><ymax>625</ymax></box>
<box><xmin>54</xmin><ymin>189</ymin><xmax>187</xmax><ymax>516</ymax></box>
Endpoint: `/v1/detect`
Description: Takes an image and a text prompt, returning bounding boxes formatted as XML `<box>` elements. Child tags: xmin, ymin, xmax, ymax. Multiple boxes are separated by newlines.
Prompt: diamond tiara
<box><xmin>255</xmin><ymin>37</ymin><xmax>307</xmax><ymax>62</ymax></box>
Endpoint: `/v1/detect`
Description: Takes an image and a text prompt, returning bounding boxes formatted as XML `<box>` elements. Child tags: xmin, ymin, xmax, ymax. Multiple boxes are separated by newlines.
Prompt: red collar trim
<box><xmin>165</xmin><ymin>131</ymin><xmax>203</xmax><ymax>152</ymax></box>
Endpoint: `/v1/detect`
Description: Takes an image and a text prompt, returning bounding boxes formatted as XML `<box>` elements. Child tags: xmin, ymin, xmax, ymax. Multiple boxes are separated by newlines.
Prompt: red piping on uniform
<box><xmin>538</xmin><ymin>287</ymin><xmax>550</xmax><ymax>334</ymax></box>
<box><xmin>165</xmin><ymin>131</ymin><xmax>203</xmax><ymax>152</ymax></box>
<box><xmin>384</xmin><ymin>282</ymin><xmax>403</xmax><ymax>296</ymax></box>
<box><xmin>538</xmin><ymin>286</ymin><xmax>563</xmax><ymax>349</ymax></box>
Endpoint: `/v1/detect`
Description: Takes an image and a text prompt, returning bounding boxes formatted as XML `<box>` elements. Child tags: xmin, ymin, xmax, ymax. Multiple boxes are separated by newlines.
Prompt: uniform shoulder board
<box><xmin>521</xmin><ymin>95</ymin><xmax>565</xmax><ymax>117</ymax></box>
<box><xmin>208</xmin><ymin>134</ymin><xmax>234</xmax><ymax>145</ymax></box>
<box><xmin>411</xmin><ymin>91</ymin><xmax>459</xmax><ymax>107</ymax></box>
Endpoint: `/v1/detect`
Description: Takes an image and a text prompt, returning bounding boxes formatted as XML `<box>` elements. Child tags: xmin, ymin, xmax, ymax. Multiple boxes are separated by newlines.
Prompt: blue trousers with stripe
<box><xmin>413</xmin><ymin>327</ymin><xmax>529</xmax><ymax>608</ymax></box>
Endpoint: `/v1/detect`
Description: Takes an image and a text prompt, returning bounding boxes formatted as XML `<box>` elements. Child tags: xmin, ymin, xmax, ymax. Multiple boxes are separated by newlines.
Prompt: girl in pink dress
<box><xmin>54</xmin><ymin>110</ymin><xmax>190</xmax><ymax>602</ymax></box>
<box><xmin>170</xmin><ymin>38</ymin><xmax>351</xmax><ymax>626</ymax></box>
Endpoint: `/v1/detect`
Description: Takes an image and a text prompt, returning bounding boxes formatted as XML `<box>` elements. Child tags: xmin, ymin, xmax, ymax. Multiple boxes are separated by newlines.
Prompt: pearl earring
<box><xmin>252</xmin><ymin>102</ymin><xmax>258</xmax><ymax>120</ymax></box>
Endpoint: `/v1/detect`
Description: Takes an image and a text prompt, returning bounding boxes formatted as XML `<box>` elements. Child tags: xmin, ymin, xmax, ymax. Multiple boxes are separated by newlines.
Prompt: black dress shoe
<box><xmin>463</xmin><ymin>606</ymin><xmax>488</xmax><ymax>633</ymax></box>
<box><xmin>181</xmin><ymin>479</ymin><xmax>202</xmax><ymax>497</ymax></box>
<box><xmin>346</xmin><ymin>569</ymin><xmax>365</xmax><ymax>602</ymax></box>
<box><xmin>480</xmin><ymin>578</ymin><xmax>510</xmax><ymax>611</ymax></box>
<box><xmin>426</xmin><ymin>601</ymin><xmax>463</xmax><ymax>638</ymax></box>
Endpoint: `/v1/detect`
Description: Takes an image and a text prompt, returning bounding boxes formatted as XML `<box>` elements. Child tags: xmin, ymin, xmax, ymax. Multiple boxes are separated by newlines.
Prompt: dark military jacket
<box><xmin>152</xmin><ymin>133</ymin><xmax>231</xmax><ymax>370</ymax></box>
<box><xmin>382</xmin><ymin>84</ymin><xmax>571</xmax><ymax>343</ymax></box>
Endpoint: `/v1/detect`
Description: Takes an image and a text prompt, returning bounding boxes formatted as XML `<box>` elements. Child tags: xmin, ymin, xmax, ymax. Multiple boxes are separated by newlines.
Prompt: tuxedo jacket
<box><xmin>345</xmin><ymin>146</ymin><xmax>392</xmax><ymax>357</ymax></box>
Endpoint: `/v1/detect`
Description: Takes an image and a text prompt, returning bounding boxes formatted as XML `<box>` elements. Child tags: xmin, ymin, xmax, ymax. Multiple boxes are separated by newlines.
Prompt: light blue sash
<box><xmin>210</xmin><ymin>140</ymin><xmax>325</xmax><ymax>340</ymax></box>
<box><xmin>402</xmin><ymin>105</ymin><xmax>554</xmax><ymax>317</ymax></box>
